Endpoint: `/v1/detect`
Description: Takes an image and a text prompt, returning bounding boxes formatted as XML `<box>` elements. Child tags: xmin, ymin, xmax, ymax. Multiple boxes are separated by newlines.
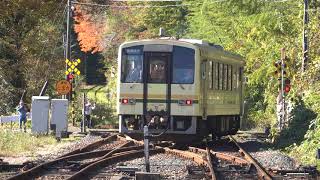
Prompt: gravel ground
<box><xmin>234</xmin><ymin>135</ymin><xmax>300</xmax><ymax>170</ymax></box>
<box><xmin>251</xmin><ymin>150</ymin><xmax>298</xmax><ymax>170</ymax></box>
<box><xmin>95</xmin><ymin>153</ymin><xmax>208</xmax><ymax>180</ymax></box>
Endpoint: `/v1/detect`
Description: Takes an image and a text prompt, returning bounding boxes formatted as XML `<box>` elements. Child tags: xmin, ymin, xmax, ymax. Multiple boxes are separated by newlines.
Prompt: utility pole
<box><xmin>66</xmin><ymin>0</ymin><xmax>77</xmax><ymax>126</ymax></box>
<box><xmin>302</xmin><ymin>0</ymin><xmax>309</xmax><ymax>72</ymax></box>
<box><xmin>66</xmin><ymin>0</ymin><xmax>72</xmax><ymax>101</ymax></box>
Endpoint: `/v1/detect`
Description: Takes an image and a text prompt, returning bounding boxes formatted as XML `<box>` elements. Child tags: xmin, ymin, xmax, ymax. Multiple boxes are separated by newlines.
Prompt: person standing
<box><xmin>125</xmin><ymin>64</ymin><xmax>142</xmax><ymax>83</ymax></box>
<box><xmin>84</xmin><ymin>100</ymin><xmax>96</xmax><ymax>128</ymax></box>
<box><xmin>16</xmin><ymin>101</ymin><xmax>27</xmax><ymax>132</ymax></box>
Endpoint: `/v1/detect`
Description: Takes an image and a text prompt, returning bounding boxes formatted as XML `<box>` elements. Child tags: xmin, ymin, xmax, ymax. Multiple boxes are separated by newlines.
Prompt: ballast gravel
<box><xmin>234</xmin><ymin>135</ymin><xmax>299</xmax><ymax>170</ymax></box>
<box><xmin>98</xmin><ymin>153</ymin><xmax>207</xmax><ymax>180</ymax></box>
<box><xmin>251</xmin><ymin>150</ymin><xmax>298</xmax><ymax>170</ymax></box>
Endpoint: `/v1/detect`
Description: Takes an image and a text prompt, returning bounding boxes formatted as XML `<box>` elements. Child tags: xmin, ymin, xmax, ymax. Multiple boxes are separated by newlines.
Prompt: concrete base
<box><xmin>116</xmin><ymin>166</ymin><xmax>140</xmax><ymax>175</ymax></box>
<box><xmin>110</xmin><ymin>175</ymin><xmax>126</xmax><ymax>180</ymax></box>
<box><xmin>135</xmin><ymin>172</ymin><xmax>160</xmax><ymax>180</ymax></box>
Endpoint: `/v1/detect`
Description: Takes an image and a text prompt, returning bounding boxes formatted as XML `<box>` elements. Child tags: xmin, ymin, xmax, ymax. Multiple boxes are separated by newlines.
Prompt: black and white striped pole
<box><xmin>144</xmin><ymin>125</ymin><xmax>150</xmax><ymax>172</ymax></box>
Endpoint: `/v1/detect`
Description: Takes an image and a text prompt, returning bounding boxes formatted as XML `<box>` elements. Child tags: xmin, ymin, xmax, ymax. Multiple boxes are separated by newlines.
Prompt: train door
<box><xmin>143</xmin><ymin>52</ymin><xmax>171</xmax><ymax>129</ymax></box>
<box><xmin>200</xmin><ymin>60</ymin><xmax>207</xmax><ymax>120</ymax></box>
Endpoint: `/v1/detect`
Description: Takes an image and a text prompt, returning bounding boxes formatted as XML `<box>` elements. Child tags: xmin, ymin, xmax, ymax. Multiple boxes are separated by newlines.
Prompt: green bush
<box><xmin>69</xmin><ymin>72</ymin><xmax>118</xmax><ymax>128</ymax></box>
<box><xmin>286</xmin><ymin>89</ymin><xmax>320</xmax><ymax>169</ymax></box>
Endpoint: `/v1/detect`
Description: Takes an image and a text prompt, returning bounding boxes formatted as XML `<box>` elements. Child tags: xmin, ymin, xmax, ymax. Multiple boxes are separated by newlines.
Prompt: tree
<box><xmin>0</xmin><ymin>0</ymin><xmax>66</xmax><ymax>113</ymax></box>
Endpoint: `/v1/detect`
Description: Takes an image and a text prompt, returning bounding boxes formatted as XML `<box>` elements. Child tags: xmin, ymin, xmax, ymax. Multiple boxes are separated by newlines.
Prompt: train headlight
<box><xmin>160</xmin><ymin>116</ymin><xmax>168</xmax><ymax>125</ymax></box>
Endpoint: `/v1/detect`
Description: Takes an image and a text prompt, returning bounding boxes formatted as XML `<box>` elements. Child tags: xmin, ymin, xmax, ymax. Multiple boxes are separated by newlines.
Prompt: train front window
<box><xmin>172</xmin><ymin>46</ymin><xmax>195</xmax><ymax>84</ymax></box>
<box><xmin>148</xmin><ymin>56</ymin><xmax>167</xmax><ymax>83</ymax></box>
<box><xmin>121</xmin><ymin>46</ymin><xmax>143</xmax><ymax>83</ymax></box>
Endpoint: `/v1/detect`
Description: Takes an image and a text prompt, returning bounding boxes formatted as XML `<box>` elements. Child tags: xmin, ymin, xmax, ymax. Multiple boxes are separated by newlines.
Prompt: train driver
<box><xmin>180</xmin><ymin>69</ymin><xmax>193</xmax><ymax>83</ymax></box>
<box><xmin>126</xmin><ymin>64</ymin><xmax>142</xmax><ymax>82</ymax></box>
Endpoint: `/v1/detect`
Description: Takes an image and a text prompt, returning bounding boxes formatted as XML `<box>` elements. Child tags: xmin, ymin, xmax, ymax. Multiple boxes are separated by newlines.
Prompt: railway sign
<box><xmin>56</xmin><ymin>80</ymin><xmax>71</xmax><ymax>95</ymax></box>
<box><xmin>65</xmin><ymin>59</ymin><xmax>81</xmax><ymax>79</ymax></box>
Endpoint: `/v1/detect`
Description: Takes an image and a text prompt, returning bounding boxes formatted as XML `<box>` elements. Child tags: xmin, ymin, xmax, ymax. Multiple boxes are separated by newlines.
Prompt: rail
<box><xmin>229</xmin><ymin>135</ymin><xmax>273</xmax><ymax>180</ymax></box>
<box><xmin>206</xmin><ymin>147</ymin><xmax>217</xmax><ymax>180</ymax></box>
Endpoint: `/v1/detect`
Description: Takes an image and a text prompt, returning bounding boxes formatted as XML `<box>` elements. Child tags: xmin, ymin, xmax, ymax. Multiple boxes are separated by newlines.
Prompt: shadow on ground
<box><xmin>276</xmin><ymin>98</ymin><xmax>316</xmax><ymax>149</ymax></box>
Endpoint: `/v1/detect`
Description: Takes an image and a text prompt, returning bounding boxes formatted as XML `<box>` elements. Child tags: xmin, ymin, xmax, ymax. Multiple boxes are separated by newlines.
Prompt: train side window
<box><xmin>214</xmin><ymin>62</ymin><xmax>219</xmax><ymax>90</ymax></box>
<box><xmin>224</xmin><ymin>64</ymin><xmax>228</xmax><ymax>90</ymax></box>
<box><xmin>236</xmin><ymin>68</ymin><xmax>240</xmax><ymax>88</ymax></box>
<box><xmin>201</xmin><ymin>62</ymin><xmax>206</xmax><ymax>79</ymax></box>
<box><xmin>209</xmin><ymin>61</ymin><xmax>213</xmax><ymax>89</ymax></box>
<box><xmin>233</xmin><ymin>67</ymin><xmax>238</xmax><ymax>90</ymax></box>
<box><xmin>239</xmin><ymin>67</ymin><xmax>243</xmax><ymax>88</ymax></box>
<box><xmin>219</xmin><ymin>63</ymin><xmax>223</xmax><ymax>90</ymax></box>
<box><xmin>228</xmin><ymin>65</ymin><xmax>232</xmax><ymax>91</ymax></box>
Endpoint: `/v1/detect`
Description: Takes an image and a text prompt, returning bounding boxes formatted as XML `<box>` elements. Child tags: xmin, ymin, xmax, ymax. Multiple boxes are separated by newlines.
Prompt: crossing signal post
<box><xmin>274</xmin><ymin>48</ymin><xmax>291</xmax><ymax>130</ymax></box>
<box><xmin>65</xmin><ymin>58</ymin><xmax>81</xmax><ymax>126</ymax></box>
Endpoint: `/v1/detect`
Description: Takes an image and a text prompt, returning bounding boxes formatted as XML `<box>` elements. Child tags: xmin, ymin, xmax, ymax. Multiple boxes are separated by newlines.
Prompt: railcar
<box><xmin>117</xmin><ymin>39</ymin><xmax>245</xmax><ymax>142</ymax></box>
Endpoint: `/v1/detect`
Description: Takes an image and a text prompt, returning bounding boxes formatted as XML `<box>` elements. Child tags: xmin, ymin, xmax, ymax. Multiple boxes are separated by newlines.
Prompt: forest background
<box><xmin>0</xmin><ymin>0</ymin><xmax>319</xmax><ymax>168</ymax></box>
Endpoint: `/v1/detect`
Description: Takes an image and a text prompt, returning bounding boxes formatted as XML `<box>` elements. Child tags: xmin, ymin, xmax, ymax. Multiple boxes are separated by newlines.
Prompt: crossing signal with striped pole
<box><xmin>282</xmin><ymin>55</ymin><xmax>290</xmax><ymax>96</ymax></box>
<box><xmin>274</xmin><ymin>60</ymin><xmax>291</xmax><ymax>95</ymax></box>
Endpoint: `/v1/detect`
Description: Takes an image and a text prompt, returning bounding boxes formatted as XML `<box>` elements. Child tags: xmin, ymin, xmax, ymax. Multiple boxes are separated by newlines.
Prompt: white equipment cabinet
<box><xmin>31</xmin><ymin>96</ymin><xmax>50</xmax><ymax>134</ymax></box>
<box><xmin>51</xmin><ymin>99</ymin><xmax>68</xmax><ymax>138</ymax></box>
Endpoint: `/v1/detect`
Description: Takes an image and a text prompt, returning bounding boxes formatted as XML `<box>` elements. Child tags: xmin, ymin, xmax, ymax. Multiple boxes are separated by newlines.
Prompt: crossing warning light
<box><xmin>67</xmin><ymin>74</ymin><xmax>74</xmax><ymax>81</ymax></box>
<box><xmin>284</xmin><ymin>78</ymin><xmax>291</xmax><ymax>94</ymax></box>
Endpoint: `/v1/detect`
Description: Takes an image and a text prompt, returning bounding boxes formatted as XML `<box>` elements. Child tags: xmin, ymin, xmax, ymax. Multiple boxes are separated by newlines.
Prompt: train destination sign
<box><xmin>56</xmin><ymin>80</ymin><xmax>71</xmax><ymax>95</ymax></box>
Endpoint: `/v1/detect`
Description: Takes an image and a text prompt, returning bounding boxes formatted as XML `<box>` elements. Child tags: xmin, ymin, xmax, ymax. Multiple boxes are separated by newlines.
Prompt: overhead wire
<box><xmin>71</xmin><ymin>0</ymin><xmax>228</xmax><ymax>8</ymax></box>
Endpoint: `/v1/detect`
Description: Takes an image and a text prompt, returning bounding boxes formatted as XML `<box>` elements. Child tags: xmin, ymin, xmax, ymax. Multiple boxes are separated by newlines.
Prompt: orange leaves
<box><xmin>73</xmin><ymin>6</ymin><xmax>105</xmax><ymax>53</ymax></box>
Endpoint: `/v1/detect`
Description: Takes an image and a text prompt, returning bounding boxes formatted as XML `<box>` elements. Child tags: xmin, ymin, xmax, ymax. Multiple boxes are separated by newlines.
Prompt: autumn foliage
<box><xmin>73</xmin><ymin>5</ymin><xmax>106</xmax><ymax>53</ymax></box>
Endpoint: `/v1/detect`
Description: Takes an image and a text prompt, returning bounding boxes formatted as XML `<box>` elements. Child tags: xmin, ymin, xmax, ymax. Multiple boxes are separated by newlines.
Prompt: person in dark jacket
<box><xmin>84</xmin><ymin>100</ymin><xmax>96</xmax><ymax>128</ymax></box>
<box><xmin>16</xmin><ymin>101</ymin><xmax>27</xmax><ymax>132</ymax></box>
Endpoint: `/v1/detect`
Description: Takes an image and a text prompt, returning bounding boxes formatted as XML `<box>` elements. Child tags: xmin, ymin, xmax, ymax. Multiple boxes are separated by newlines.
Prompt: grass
<box><xmin>85</xmin><ymin>85</ymin><xmax>118</xmax><ymax>126</ymax></box>
<box><xmin>0</xmin><ymin>127</ymin><xmax>57</xmax><ymax>156</ymax></box>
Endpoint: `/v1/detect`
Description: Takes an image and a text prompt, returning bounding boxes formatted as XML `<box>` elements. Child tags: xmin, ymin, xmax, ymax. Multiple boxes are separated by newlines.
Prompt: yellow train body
<box><xmin>117</xmin><ymin>39</ymin><xmax>245</xmax><ymax>141</ymax></box>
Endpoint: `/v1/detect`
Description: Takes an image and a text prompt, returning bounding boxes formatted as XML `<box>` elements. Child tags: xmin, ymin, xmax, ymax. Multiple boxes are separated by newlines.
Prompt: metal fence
<box><xmin>0</xmin><ymin>113</ymin><xmax>31</xmax><ymax>125</ymax></box>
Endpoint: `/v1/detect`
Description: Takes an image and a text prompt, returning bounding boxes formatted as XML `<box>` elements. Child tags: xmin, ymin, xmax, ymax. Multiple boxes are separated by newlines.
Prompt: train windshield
<box><xmin>121</xmin><ymin>45</ymin><xmax>195</xmax><ymax>84</ymax></box>
<box><xmin>172</xmin><ymin>46</ymin><xmax>195</xmax><ymax>84</ymax></box>
<box><xmin>121</xmin><ymin>46</ymin><xmax>143</xmax><ymax>83</ymax></box>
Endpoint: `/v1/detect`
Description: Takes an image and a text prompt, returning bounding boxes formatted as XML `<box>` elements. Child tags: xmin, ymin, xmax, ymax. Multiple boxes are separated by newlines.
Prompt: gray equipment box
<box><xmin>51</xmin><ymin>99</ymin><xmax>68</xmax><ymax>138</ymax></box>
<box><xmin>31</xmin><ymin>96</ymin><xmax>50</xmax><ymax>134</ymax></box>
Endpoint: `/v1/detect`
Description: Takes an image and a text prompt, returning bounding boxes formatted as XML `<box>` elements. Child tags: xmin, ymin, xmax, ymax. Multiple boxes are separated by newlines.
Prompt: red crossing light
<box><xmin>67</xmin><ymin>74</ymin><xmax>74</xmax><ymax>81</ymax></box>
<box><xmin>284</xmin><ymin>78</ymin><xmax>291</xmax><ymax>94</ymax></box>
<box><xmin>284</xmin><ymin>85</ymin><xmax>291</xmax><ymax>93</ymax></box>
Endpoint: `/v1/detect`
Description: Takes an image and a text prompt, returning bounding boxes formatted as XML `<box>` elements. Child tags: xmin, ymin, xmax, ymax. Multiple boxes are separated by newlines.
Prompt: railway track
<box><xmin>4</xmin><ymin>133</ymin><xmax>318</xmax><ymax>180</ymax></box>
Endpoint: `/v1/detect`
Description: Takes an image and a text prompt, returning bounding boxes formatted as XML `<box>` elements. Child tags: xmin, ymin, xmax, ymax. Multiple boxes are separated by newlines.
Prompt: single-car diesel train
<box><xmin>117</xmin><ymin>38</ymin><xmax>245</xmax><ymax>142</ymax></box>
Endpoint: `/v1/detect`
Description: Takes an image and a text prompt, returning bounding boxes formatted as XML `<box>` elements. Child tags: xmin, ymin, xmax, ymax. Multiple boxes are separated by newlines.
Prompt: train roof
<box><xmin>120</xmin><ymin>39</ymin><xmax>245</xmax><ymax>64</ymax></box>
